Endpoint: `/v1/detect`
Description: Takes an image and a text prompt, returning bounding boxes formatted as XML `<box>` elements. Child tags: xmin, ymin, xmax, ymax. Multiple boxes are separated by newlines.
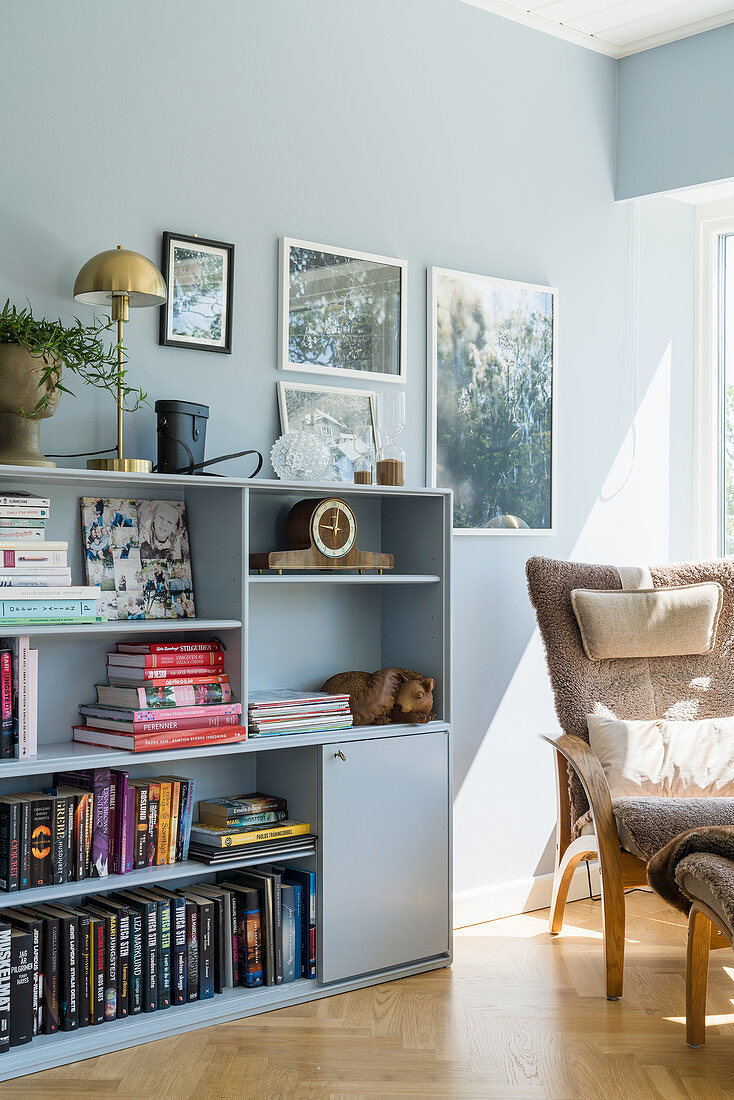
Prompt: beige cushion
<box><xmin>570</xmin><ymin>582</ymin><xmax>723</xmax><ymax>660</ymax></box>
<box><xmin>587</xmin><ymin>713</ymin><xmax>734</xmax><ymax>799</ymax></box>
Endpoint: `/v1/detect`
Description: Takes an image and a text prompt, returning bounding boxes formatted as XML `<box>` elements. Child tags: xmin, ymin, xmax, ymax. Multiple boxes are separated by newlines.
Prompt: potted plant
<box><xmin>0</xmin><ymin>300</ymin><xmax>146</xmax><ymax>467</ymax></box>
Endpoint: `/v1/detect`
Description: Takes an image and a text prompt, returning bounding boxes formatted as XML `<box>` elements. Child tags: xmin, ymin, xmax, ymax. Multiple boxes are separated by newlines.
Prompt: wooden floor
<box><xmin>12</xmin><ymin>891</ymin><xmax>734</xmax><ymax>1098</ymax></box>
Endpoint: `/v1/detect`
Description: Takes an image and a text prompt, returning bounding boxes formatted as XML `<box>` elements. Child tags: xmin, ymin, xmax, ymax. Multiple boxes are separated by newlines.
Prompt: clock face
<box><xmin>311</xmin><ymin>498</ymin><xmax>357</xmax><ymax>559</ymax></box>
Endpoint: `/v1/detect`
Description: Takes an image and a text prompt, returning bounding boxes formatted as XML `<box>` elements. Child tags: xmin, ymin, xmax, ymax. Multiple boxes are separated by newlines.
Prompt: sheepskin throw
<box><xmin>647</xmin><ymin>825</ymin><xmax>734</xmax><ymax>930</ymax></box>
<box><xmin>526</xmin><ymin>556</ymin><xmax>734</xmax><ymax>831</ymax></box>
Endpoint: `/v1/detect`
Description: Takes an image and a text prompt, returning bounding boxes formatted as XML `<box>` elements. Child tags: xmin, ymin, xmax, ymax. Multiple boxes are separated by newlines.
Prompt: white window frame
<box><xmin>694</xmin><ymin>201</ymin><xmax>734</xmax><ymax>558</ymax></box>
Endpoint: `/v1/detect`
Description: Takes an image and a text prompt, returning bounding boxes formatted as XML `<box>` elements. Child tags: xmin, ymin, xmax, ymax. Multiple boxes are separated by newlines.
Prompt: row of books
<box><xmin>188</xmin><ymin>792</ymin><xmax>311</xmax><ymax>865</ymax></box>
<box><xmin>74</xmin><ymin>641</ymin><xmax>248</xmax><ymax>754</ymax></box>
<box><xmin>0</xmin><ymin>768</ymin><xmax>196</xmax><ymax>891</ymax></box>
<box><xmin>247</xmin><ymin>690</ymin><xmax>353</xmax><ymax>738</ymax></box>
<box><xmin>0</xmin><ymin>495</ymin><xmax>101</xmax><ymax>624</ymax></box>
<box><xmin>0</xmin><ymin>636</ymin><xmax>37</xmax><ymax>759</ymax></box>
<box><xmin>0</xmin><ymin>864</ymin><xmax>316</xmax><ymax>1049</ymax></box>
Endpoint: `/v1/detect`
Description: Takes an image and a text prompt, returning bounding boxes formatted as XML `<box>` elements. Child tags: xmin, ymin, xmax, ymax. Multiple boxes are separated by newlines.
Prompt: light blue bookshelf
<box><xmin>0</xmin><ymin>465</ymin><xmax>452</xmax><ymax>1082</ymax></box>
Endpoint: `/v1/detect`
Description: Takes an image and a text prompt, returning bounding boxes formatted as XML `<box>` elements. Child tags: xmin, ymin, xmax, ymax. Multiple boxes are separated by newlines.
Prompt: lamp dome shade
<box><xmin>74</xmin><ymin>246</ymin><xmax>166</xmax><ymax>307</ymax></box>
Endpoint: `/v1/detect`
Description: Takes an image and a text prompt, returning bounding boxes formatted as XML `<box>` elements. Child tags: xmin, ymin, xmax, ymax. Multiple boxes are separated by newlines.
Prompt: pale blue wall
<box><xmin>617</xmin><ymin>23</ymin><xmax>734</xmax><ymax>200</ymax></box>
<box><xmin>2</xmin><ymin>0</ymin><xmax>695</xmax><ymax>903</ymax></box>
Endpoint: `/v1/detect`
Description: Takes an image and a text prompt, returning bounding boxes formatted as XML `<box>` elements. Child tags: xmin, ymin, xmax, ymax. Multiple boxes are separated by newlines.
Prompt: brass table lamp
<box><xmin>74</xmin><ymin>244</ymin><xmax>166</xmax><ymax>472</ymax></box>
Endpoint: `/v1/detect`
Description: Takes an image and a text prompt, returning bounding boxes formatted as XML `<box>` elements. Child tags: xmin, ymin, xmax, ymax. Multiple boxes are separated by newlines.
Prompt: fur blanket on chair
<box><xmin>647</xmin><ymin>826</ymin><xmax>734</xmax><ymax>926</ymax></box>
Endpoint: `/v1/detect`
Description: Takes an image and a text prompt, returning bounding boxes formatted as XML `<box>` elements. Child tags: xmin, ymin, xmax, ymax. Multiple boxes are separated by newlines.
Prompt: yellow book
<box><xmin>189</xmin><ymin>819</ymin><xmax>310</xmax><ymax>849</ymax></box>
<box><xmin>156</xmin><ymin>781</ymin><xmax>172</xmax><ymax>865</ymax></box>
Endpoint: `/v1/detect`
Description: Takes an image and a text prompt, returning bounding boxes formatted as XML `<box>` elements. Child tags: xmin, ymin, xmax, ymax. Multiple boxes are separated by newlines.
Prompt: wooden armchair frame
<box><xmin>541</xmin><ymin>733</ymin><xmax>647</xmax><ymax>1000</ymax></box>
<box><xmin>685</xmin><ymin>901</ymin><xmax>731</xmax><ymax>1046</ymax></box>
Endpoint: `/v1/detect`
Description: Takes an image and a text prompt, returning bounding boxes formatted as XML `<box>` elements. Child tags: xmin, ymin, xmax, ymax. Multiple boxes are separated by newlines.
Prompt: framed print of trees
<box><xmin>428</xmin><ymin>267</ymin><xmax>557</xmax><ymax>534</ymax></box>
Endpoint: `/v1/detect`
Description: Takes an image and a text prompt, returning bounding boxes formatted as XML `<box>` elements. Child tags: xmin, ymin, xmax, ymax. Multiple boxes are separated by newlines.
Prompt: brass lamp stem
<box><xmin>110</xmin><ymin>292</ymin><xmax>130</xmax><ymax>462</ymax></box>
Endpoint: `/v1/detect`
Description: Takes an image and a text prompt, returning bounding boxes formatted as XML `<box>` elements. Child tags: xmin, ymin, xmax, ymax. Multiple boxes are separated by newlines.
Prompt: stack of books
<box><xmin>247</xmin><ymin>690</ymin><xmax>353</xmax><ymax>738</ymax></box>
<box><xmin>0</xmin><ymin>768</ymin><xmax>196</xmax><ymax>889</ymax></box>
<box><xmin>0</xmin><ymin>637</ymin><xmax>37</xmax><ymax>760</ymax></box>
<box><xmin>0</xmin><ymin>492</ymin><xmax>101</xmax><ymax>626</ymax></box>
<box><xmin>0</xmin><ymin>860</ymin><xmax>316</xmax><ymax>1046</ymax></box>
<box><xmin>73</xmin><ymin>640</ymin><xmax>247</xmax><ymax>752</ymax></box>
<box><xmin>189</xmin><ymin>791</ymin><xmax>311</xmax><ymax>866</ymax></box>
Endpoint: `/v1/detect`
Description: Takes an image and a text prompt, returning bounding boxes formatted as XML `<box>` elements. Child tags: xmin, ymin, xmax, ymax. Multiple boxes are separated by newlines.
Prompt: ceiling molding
<box><xmin>460</xmin><ymin>0</ymin><xmax>734</xmax><ymax>58</ymax></box>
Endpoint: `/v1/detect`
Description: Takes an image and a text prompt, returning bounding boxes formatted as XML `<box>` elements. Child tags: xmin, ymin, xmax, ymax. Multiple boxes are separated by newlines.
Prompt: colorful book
<box><xmin>94</xmin><ymin>682</ymin><xmax>232</xmax><ymax>708</ymax></box>
<box><xmin>0</xmin><ymin>570</ymin><xmax>72</xmax><ymax>586</ymax></box>
<box><xmin>198</xmin><ymin>793</ymin><xmax>287</xmax><ymax>824</ymax></box>
<box><xmin>106</xmin><ymin>668</ymin><xmax>229</xmax><ymax>685</ymax></box>
<box><xmin>0</xmin><ymin>597</ymin><xmax>99</xmax><ymax>619</ymax></box>
<box><xmin>72</xmin><ymin>725</ymin><xmax>248</xmax><ymax>753</ymax></box>
<box><xmin>82</xmin><ymin>701</ymin><xmax>241</xmax><ymax>725</ymax></box>
<box><xmin>79</xmin><ymin>710</ymin><xmax>241</xmax><ymax>735</ymax></box>
<box><xmin>0</xmin><ymin>494</ymin><xmax>50</xmax><ymax>508</ymax></box>
<box><xmin>0</xmin><ymin>548</ymin><xmax>66</xmax><ymax>568</ymax></box>
<box><xmin>116</xmin><ymin>642</ymin><xmax>222</xmax><ymax>655</ymax></box>
<box><xmin>188</xmin><ymin>820</ymin><xmax>309</xmax><ymax>850</ymax></box>
<box><xmin>109</xmin><ymin>652</ymin><xmax>224</xmax><ymax>669</ymax></box>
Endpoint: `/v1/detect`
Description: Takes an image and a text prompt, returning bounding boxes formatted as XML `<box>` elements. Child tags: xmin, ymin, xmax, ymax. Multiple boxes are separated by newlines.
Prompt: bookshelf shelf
<box><xmin>0</xmin><ymin>468</ymin><xmax>452</xmax><ymax>1081</ymax></box>
<box><xmin>0</xmin><ymin>842</ymin><xmax>317</xmax><ymax>912</ymax></box>
<box><xmin>0</xmin><ymin>618</ymin><xmax>242</xmax><ymax>638</ymax></box>
<box><xmin>248</xmin><ymin>574</ymin><xmax>440</xmax><ymax>585</ymax></box>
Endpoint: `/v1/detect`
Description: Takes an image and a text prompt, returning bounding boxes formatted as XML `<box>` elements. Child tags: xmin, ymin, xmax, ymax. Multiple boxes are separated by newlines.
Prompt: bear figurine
<box><xmin>321</xmin><ymin>667</ymin><xmax>435</xmax><ymax>726</ymax></box>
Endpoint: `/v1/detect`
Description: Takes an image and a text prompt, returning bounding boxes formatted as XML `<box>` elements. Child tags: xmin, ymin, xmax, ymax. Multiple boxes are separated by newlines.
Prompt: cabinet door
<box><xmin>320</xmin><ymin>730</ymin><xmax>450</xmax><ymax>983</ymax></box>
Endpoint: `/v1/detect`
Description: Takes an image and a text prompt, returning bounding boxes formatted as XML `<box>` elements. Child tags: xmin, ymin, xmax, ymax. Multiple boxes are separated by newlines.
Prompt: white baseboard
<box><xmin>453</xmin><ymin>861</ymin><xmax>601</xmax><ymax>929</ymax></box>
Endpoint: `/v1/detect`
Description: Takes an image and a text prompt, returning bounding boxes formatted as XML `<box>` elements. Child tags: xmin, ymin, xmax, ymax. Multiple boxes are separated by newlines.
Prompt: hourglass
<box><xmin>352</xmin><ymin>423</ymin><xmax>375</xmax><ymax>485</ymax></box>
<box><xmin>375</xmin><ymin>391</ymin><xmax>406</xmax><ymax>486</ymax></box>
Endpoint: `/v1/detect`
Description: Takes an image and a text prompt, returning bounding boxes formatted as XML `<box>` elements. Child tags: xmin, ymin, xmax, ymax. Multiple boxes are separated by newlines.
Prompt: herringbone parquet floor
<box><xmin>10</xmin><ymin>891</ymin><xmax>734</xmax><ymax>1099</ymax></box>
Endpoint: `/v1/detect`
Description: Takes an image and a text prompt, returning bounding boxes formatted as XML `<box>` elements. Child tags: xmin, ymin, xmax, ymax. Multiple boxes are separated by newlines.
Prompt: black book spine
<box><xmin>76</xmin><ymin>912</ymin><xmax>91</xmax><ymax>1028</ymax></box>
<box><xmin>39</xmin><ymin>915</ymin><xmax>59</xmax><ymax>1033</ymax></box>
<box><xmin>65</xmin><ymin>795</ymin><xmax>75</xmax><ymax>885</ymax></box>
<box><xmin>105</xmin><ymin>912</ymin><xmax>117</xmax><ymax>1020</ymax></box>
<box><xmin>185</xmin><ymin>901</ymin><xmax>198</xmax><ymax>1002</ymax></box>
<box><xmin>129</xmin><ymin>910</ymin><xmax>143</xmax><ymax>1015</ymax></box>
<box><xmin>0</xmin><ymin>801</ymin><xmax>19</xmax><ymax>892</ymax></box>
<box><xmin>170</xmin><ymin>897</ymin><xmax>186</xmax><ymax>1005</ymax></box>
<box><xmin>117</xmin><ymin>911</ymin><xmax>130</xmax><ymax>1017</ymax></box>
<box><xmin>0</xmin><ymin>922</ymin><xmax>9</xmax><ymax>1052</ymax></box>
<box><xmin>18</xmin><ymin>799</ymin><xmax>30</xmax><ymax>890</ymax></box>
<box><xmin>73</xmin><ymin>794</ymin><xmax>86</xmax><ymax>882</ymax></box>
<box><xmin>90</xmin><ymin>918</ymin><xmax>105</xmax><ymax>1025</ymax></box>
<box><xmin>133</xmin><ymin>785</ymin><xmax>149</xmax><ymax>870</ymax></box>
<box><xmin>51</xmin><ymin>796</ymin><xmax>68</xmax><ymax>886</ymax></box>
<box><xmin>9</xmin><ymin>931</ymin><xmax>33</xmax><ymax>1046</ymax></box>
<box><xmin>229</xmin><ymin>889</ymin><xmax>239</xmax><ymax>987</ymax></box>
<box><xmin>212</xmin><ymin>896</ymin><xmax>224</xmax><ymax>995</ymax></box>
<box><xmin>58</xmin><ymin>916</ymin><xmax>78</xmax><ymax>1030</ymax></box>
<box><xmin>30</xmin><ymin>798</ymin><xmax>52</xmax><ymax>887</ymax></box>
<box><xmin>174</xmin><ymin>779</ymin><xmax>189</xmax><ymax>863</ymax></box>
<box><xmin>199</xmin><ymin>901</ymin><xmax>214</xmax><ymax>1000</ymax></box>
<box><xmin>272</xmin><ymin>874</ymin><xmax>283</xmax><ymax>985</ymax></box>
<box><xmin>157</xmin><ymin>900</ymin><xmax>171</xmax><ymax>1009</ymax></box>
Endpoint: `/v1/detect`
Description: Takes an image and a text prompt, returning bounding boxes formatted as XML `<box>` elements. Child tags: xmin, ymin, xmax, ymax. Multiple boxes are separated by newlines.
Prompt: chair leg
<box><xmin>687</xmin><ymin>907</ymin><xmax>712</xmax><ymax>1048</ymax></box>
<box><xmin>599</xmin><ymin>864</ymin><xmax>626</xmax><ymax>1000</ymax></box>
<box><xmin>550</xmin><ymin>852</ymin><xmax>585</xmax><ymax>934</ymax></box>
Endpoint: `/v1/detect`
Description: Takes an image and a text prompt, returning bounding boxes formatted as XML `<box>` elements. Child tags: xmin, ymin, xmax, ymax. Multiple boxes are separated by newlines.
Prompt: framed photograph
<box><xmin>279</xmin><ymin>237</ymin><xmax>407</xmax><ymax>382</ymax></box>
<box><xmin>277</xmin><ymin>380</ymin><xmax>377</xmax><ymax>483</ymax></box>
<box><xmin>428</xmin><ymin>266</ymin><xmax>557</xmax><ymax>534</ymax></box>
<box><xmin>160</xmin><ymin>231</ymin><xmax>234</xmax><ymax>353</ymax></box>
<box><xmin>80</xmin><ymin>497</ymin><xmax>195</xmax><ymax>620</ymax></box>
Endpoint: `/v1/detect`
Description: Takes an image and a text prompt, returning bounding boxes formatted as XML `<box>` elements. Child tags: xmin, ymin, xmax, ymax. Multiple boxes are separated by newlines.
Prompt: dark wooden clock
<box><xmin>249</xmin><ymin>497</ymin><xmax>394</xmax><ymax>572</ymax></box>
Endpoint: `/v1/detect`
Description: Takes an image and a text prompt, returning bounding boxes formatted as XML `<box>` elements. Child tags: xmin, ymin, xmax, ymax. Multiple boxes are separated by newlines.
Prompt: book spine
<box><xmin>0</xmin><ymin>924</ymin><xmax>9</xmax><ymax>1052</ymax></box>
<box><xmin>142</xmin><ymin>904</ymin><xmax>157</xmax><ymax>1011</ymax></box>
<box><xmin>200</xmin><ymin>809</ymin><xmax>288</xmax><ymax>829</ymax></box>
<box><xmin>0</xmin><ymin>598</ymin><xmax>99</xmax><ymax>618</ymax></box>
<box><xmin>91</xmin><ymin>919</ymin><xmax>105</xmax><ymax>1024</ymax></box>
<box><xmin>15</xmin><ymin>636</ymin><xmax>29</xmax><ymax>758</ymax></box>
<box><xmin>137</xmin><ymin>652</ymin><xmax>226</xmax><ymax>668</ymax></box>
<box><xmin>90</xmin><ymin>770</ymin><xmax>110</xmax><ymax>877</ymax></box>
<box><xmin>124</xmin><ymin>787</ymin><xmax>135</xmax><ymax>873</ymax></box>
<box><xmin>0</xmin><ymin>572</ymin><xmax>71</xmax><ymax>586</ymax></box>
<box><xmin>59</xmin><ymin>918</ymin><xmax>78</xmax><ymax>1030</ymax></box>
<box><xmin>73</xmin><ymin>794</ymin><xmax>86</xmax><ymax>882</ymax></box>
<box><xmin>105</xmin><ymin>913</ymin><xmax>117</xmax><ymax>1020</ymax></box>
<box><xmin>111</xmin><ymin>771</ymin><xmax>129</xmax><ymax>875</ymax></box>
<box><xmin>189</xmin><ymin>821</ymin><xmax>310</xmax><ymax>849</ymax></box>
<box><xmin>156</xmin><ymin>782</ymin><xmax>172</xmax><ymax>866</ymax></box>
<box><xmin>107</xmin><ymin>775</ymin><xmax>117</xmax><ymax>876</ymax></box>
<box><xmin>41</xmin><ymin>918</ymin><xmax>59</xmax><ymax>1032</ymax></box>
<box><xmin>82</xmin><ymin>702</ymin><xmax>241</xmax><ymax>722</ymax></box>
<box><xmin>229</xmin><ymin>890</ymin><xmax>239</xmax><ymax>987</ymax></box>
<box><xmin>1</xmin><ymin>550</ymin><xmax>66</xmax><ymax>567</ymax></box>
<box><xmin>0</xmin><ymin>507</ymin><xmax>49</xmax><ymax>518</ymax></box>
<box><xmin>245</xmin><ymin>899</ymin><xmax>263</xmax><ymax>987</ymax></box>
<box><xmin>65</xmin><ymin>795</ymin><xmax>74</xmax><ymax>885</ymax></box>
<box><xmin>167</xmin><ymin>781</ymin><xmax>180</xmax><ymax>864</ymax></box>
<box><xmin>26</xmin><ymin>648</ymin><xmax>37</xmax><ymax>757</ymax></box>
<box><xmin>170</xmin><ymin>897</ymin><xmax>186</xmax><ymax>1005</ymax></box>
<box><xmin>74</xmin><ymin>726</ymin><xmax>248</xmax><ymax>753</ymax></box>
<box><xmin>30</xmin><ymin>798</ymin><xmax>52</xmax><ymax>886</ymax></box>
<box><xmin>0</xmin><ymin>801</ymin><xmax>19</xmax><ymax>891</ymax></box>
<box><xmin>133</xmin><ymin>642</ymin><xmax>221</xmax><ymax>655</ymax></box>
<box><xmin>272</xmin><ymin>876</ymin><xmax>283</xmax><ymax>985</ymax></box>
<box><xmin>182</xmin><ymin>778</ymin><xmax>196</xmax><ymax>861</ymax></box>
<box><xmin>28</xmin><ymin>921</ymin><xmax>41</xmax><ymax>1034</ymax></box>
<box><xmin>0</xmin><ymin>651</ymin><xmax>11</xmax><ymax>759</ymax></box>
<box><xmin>18</xmin><ymin>799</ymin><xmax>30</xmax><ymax>890</ymax></box>
<box><xmin>129</xmin><ymin>910</ymin><xmax>143</xmax><ymax>1014</ymax></box>
<box><xmin>157</xmin><ymin>901</ymin><xmax>171</xmax><ymax>1010</ymax></box>
<box><xmin>185</xmin><ymin>901</ymin><xmax>198</xmax><ymax>1002</ymax></box>
<box><xmin>174</xmin><ymin>779</ymin><xmax>189</xmax><ymax>863</ymax></box>
<box><xmin>84</xmin><ymin>792</ymin><xmax>93</xmax><ymax>878</ymax></box>
<box><xmin>117</xmin><ymin>912</ymin><xmax>130</xmax><ymax>1017</ymax></box>
<box><xmin>133</xmin><ymin>784</ymin><xmax>149</xmax><ymax>869</ymax></box>
<box><xmin>147</xmin><ymin>783</ymin><xmax>160</xmax><ymax>868</ymax></box>
<box><xmin>134</xmin><ymin>682</ymin><xmax>231</xmax><ymax>707</ymax></box>
<box><xmin>0</xmin><ymin>528</ymin><xmax>44</xmax><ymax>540</ymax></box>
<box><xmin>198</xmin><ymin>902</ymin><xmax>214</xmax><ymax>1000</ymax></box>
<box><xmin>123</xmin><ymin>713</ymin><xmax>240</xmax><ymax>734</ymax></box>
<box><xmin>200</xmin><ymin>794</ymin><xmax>286</xmax><ymax>817</ymax></box>
<box><xmin>107</xmin><ymin>668</ymin><xmax>230</xmax><ymax>684</ymax></box>
<box><xmin>0</xmin><ymin>498</ymin><xmax>50</xmax><ymax>509</ymax></box>
<box><xmin>76</xmin><ymin>913</ymin><xmax>91</xmax><ymax>1028</ymax></box>
<box><xmin>10</xmin><ymin>931</ymin><xmax>33</xmax><ymax>1046</ymax></box>
<box><xmin>51</xmin><ymin>795</ymin><xmax>68</xmax><ymax>886</ymax></box>
<box><xmin>282</xmin><ymin>885</ymin><xmax>297</xmax><ymax>984</ymax></box>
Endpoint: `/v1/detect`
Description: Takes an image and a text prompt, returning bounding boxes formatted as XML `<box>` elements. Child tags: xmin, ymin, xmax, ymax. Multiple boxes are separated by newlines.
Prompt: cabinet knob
<box><xmin>334</xmin><ymin>750</ymin><xmax>346</xmax><ymax>762</ymax></box>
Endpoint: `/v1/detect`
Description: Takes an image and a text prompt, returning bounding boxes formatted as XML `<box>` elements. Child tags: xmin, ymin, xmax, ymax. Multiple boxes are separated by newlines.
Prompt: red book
<box><xmin>106</xmin><ymin>666</ymin><xmax>229</xmax><ymax>683</ymax></box>
<box><xmin>115</xmin><ymin>642</ymin><xmax>222</xmax><ymax>655</ymax></box>
<box><xmin>0</xmin><ymin>649</ymin><xmax>11</xmax><ymax>726</ymax></box>
<box><xmin>108</xmin><ymin>652</ymin><xmax>226</xmax><ymax>669</ymax></box>
<box><xmin>72</xmin><ymin>725</ymin><xmax>248</xmax><ymax>753</ymax></box>
<box><xmin>83</xmin><ymin>712</ymin><xmax>241</xmax><ymax>735</ymax></box>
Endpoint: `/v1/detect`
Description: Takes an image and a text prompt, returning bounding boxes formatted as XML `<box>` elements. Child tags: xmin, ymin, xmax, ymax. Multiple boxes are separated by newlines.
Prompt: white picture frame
<box><xmin>278</xmin><ymin>236</ymin><xmax>407</xmax><ymax>383</ymax></box>
<box><xmin>277</xmin><ymin>380</ymin><xmax>378</xmax><ymax>483</ymax></box>
<box><xmin>428</xmin><ymin>266</ymin><xmax>558</xmax><ymax>535</ymax></box>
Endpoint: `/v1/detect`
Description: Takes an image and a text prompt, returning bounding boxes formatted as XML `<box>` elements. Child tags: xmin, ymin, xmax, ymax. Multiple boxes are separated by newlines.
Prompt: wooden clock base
<box><xmin>249</xmin><ymin>546</ymin><xmax>395</xmax><ymax>572</ymax></box>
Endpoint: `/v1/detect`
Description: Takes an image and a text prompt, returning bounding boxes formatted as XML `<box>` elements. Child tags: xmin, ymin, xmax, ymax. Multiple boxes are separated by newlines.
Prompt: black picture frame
<box><xmin>159</xmin><ymin>231</ymin><xmax>234</xmax><ymax>354</ymax></box>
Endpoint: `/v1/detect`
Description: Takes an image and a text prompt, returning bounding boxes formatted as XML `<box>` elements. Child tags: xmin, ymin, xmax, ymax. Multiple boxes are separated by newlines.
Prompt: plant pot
<box><xmin>0</xmin><ymin>344</ymin><xmax>61</xmax><ymax>467</ymax></box>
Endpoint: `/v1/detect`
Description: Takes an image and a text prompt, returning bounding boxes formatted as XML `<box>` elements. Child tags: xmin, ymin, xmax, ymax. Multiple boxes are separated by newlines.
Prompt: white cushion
<box><xmin>587</xmin><ymin>713</ymin><xmax>734</xmax><ymax>799</ymax></box>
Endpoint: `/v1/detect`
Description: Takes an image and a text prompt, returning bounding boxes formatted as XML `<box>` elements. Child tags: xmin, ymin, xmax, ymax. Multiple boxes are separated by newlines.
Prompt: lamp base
<box><xmin>87</xmin><ymin>457</ymin><xmax>153</xmax><ymax>473</ymax></box>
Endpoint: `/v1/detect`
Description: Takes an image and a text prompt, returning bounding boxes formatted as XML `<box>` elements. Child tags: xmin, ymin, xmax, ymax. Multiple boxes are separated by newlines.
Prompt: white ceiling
<box><xmin>462</xmin><ymin>0</ymin><xmax>734</xmax><ymax>57</ymax></box>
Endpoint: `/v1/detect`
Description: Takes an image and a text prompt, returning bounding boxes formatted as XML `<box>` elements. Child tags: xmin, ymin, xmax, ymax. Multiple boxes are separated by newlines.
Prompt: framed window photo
<box><xmin>279</xmin><ymin>237</ymin><xmax>407</xmax><ymax>382</ymax></box>
<box><xmin>428</xmin><ymin>266</ymin><xmax>557</xmax><ymax>535</ymax></box>
<box><xmin>277</xmin><ymin>380</ymin><xmax>377</xmax><ymax>483</ymax></box>
<box><xmin>160</xmin><ymin>232</ymin><xmax>234</xmax><ymax>353</ymax></box>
